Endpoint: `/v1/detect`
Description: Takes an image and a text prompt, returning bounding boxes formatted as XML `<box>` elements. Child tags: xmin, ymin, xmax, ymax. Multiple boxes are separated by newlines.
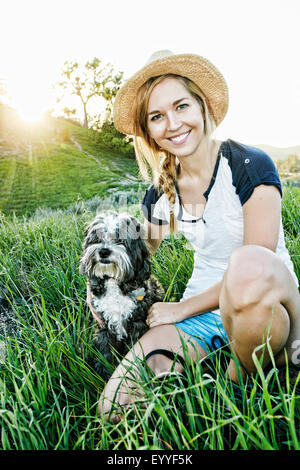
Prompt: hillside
<box><xmin>255</xmin><ymin>143</ymin><xmax>300</xmax><ymax>161</ymax></box>
<box><xmin>0</xmin><ymin>105</ymin><xmax>146</xmax><ymax>217</ymax></box>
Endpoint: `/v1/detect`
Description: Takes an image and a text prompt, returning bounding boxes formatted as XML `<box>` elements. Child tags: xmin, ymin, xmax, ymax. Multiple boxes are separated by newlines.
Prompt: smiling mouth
<box><xmin>168</xmin><ymin>130</ymin><xmax>191</xmax><ymax>145</ymax></box>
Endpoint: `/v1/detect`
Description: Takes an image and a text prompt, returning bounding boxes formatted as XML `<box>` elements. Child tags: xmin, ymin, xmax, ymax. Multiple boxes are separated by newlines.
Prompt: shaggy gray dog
<box><xmin>80</xmin><ymin>211</ymin><xmax>164</xmax><ymax>380</ymax></box>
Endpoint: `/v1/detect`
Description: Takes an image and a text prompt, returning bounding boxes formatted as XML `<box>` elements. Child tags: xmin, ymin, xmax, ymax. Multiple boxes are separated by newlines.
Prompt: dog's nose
<box><xmin>99</xmin><ymin>248</ymin><xmax>111</xmax><ymax>258</ymax></box>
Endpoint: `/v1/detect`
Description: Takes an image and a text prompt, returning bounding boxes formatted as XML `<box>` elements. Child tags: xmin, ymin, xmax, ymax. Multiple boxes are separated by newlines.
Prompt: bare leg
<box><xmin>98</xmin><ymin>324</ymin><xmax>207</xmax><ymax>423</ymax></box>
<box><xmin>219</xmin><ymin>245</ymin><xmax>300</xmax><ymax>383</ymax></box>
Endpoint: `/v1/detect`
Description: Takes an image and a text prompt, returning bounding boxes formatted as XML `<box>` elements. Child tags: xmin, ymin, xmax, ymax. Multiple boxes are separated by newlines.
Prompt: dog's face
<box><xmin>79</xmin><ymin>211</ymin><xmax>151</xmax><ymax>282</ymax></box>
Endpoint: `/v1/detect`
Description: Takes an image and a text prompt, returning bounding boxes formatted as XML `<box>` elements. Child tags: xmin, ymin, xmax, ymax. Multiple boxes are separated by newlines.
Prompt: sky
<box><xmin>1</xmin><ymin>0</ymin><xmax>300</xmax><ymax>147</ymax></box>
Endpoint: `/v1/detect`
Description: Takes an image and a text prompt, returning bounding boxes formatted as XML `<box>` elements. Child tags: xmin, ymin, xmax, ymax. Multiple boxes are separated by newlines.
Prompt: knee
<box><xmin>223</xmin><ymin>245</ymin><xmax>278</xmax><ymax>312</ymax></box>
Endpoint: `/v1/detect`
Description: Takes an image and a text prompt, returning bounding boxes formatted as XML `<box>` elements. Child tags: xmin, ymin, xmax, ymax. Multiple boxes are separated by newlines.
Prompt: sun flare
<box><xmin>14</xmin><ymin>94</ymin><xmax>45</xmax><ymax>122</ymax></box>
<box><xmin>17</xmin><ymin>106</ymin><xmax>44</xmax><ymax>123</ymax></box>
<box><xmin>9</xmin><ymin>75</ymin><xmax>48</xmax><ymax>123</ymax></box>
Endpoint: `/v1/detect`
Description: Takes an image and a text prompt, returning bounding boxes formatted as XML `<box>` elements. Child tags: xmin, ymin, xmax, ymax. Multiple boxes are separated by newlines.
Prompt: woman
<box><xmin>89</xmin><ymin>50</ymin><xmax>300</xmax><ymax>422</ymax></box>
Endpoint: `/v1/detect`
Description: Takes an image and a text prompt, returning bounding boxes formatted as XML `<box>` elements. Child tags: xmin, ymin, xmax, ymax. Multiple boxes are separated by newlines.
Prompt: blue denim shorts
<box><xmin>175</xmin><ymin>311</ymin><xmax>229</xmax><ymax>354</ymax></box>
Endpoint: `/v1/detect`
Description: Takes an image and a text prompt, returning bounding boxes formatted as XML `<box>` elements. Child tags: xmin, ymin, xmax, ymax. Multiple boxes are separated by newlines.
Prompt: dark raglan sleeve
<box><xmin>140</xmin><ymin>184</ymin><xmax>169</xmax><ymax>225</ymax></box>
<box><xmin>228</xmin><ymin>140</ymin><xmax>282</xmax><ymax>205</ymax></box>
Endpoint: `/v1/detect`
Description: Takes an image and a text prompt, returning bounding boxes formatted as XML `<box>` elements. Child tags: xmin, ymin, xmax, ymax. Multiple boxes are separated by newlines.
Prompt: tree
<box><xmin>55</xmin><ymin>57</ymin><xmax>123</xmax><ymax>128</ymax></box>
<box><xmin>63</xmin><ymin>107</ymin><xmax>77</xmax><ymax>120</ymax></box>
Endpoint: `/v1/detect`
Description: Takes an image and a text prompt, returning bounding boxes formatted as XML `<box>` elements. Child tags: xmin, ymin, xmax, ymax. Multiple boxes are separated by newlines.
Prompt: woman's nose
<box><xmin>166</xmin><ymin>112</ymin><xmax>182</xmax><ymax>131</ymax></box>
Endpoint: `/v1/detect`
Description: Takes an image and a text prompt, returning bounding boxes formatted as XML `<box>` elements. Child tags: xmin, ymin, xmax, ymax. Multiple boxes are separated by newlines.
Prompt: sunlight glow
<box><xmin>17</xmin><ymin>104</ymin><xmax>44</xmax><ymax>123</ymax></box>
<box><xmin>8</xmin><ymin>73</ymin><xmax>49</xmax><ymax>123</ymax></box>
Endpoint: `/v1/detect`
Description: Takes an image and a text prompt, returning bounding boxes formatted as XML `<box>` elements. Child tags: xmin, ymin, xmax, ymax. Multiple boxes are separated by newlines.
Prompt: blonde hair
<box><xmin>133</xmin><ymin>74</ymin><xmax>216</xmax><ymax>233</ymax></box>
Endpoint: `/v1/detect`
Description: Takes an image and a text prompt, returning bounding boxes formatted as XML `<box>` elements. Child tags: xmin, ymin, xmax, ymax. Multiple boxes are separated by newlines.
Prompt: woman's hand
<box><xmin>146</xmin><ymin>302</ymin><xmax>186</xmax><ymax>328</ymax></box>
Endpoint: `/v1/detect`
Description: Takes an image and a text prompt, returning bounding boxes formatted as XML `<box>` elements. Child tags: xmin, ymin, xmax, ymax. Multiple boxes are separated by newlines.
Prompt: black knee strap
<box><xmin>145</xmin><ymin>349</ymin><xmax>187</xmax><ymax>369</ymax></box>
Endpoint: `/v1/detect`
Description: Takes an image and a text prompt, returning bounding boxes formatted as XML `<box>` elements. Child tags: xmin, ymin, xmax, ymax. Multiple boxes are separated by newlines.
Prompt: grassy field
<box><xmin>0</xmin><ymin>110</ymin><xmax>299</xmax><ymax>450</ymax></box>
<box><xmin>0</xmin><ymin>184</ymin><xmax>299</xmax><ymax>450</ymax></box>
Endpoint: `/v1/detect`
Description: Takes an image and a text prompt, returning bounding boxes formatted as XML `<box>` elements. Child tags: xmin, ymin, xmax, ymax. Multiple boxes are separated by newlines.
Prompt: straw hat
<box><xmin>113</xmin><ymin>50</ymin><xmax>229</xmax><ymax>136</ymax></box>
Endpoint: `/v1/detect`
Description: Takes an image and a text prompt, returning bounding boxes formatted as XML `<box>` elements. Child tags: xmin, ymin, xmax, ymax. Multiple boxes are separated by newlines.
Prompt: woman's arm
<box><xmin>144</xmin><ymin>219</ymin><xmax>170</xmax><ymax>255</ymax></box>
<box><xmin>147</xmin><ymin>281</ymin><xmax>222</xmax><ymax>328</ymax></box>
<box><xmin>242</xmin><ymin>184</ymin><xmax>281</xmax><ymax>251</ymax></box>
<box><xmin>147</xmin><ymin>184</ymin><xmax>282</xmax><ymax>328</ymax></box>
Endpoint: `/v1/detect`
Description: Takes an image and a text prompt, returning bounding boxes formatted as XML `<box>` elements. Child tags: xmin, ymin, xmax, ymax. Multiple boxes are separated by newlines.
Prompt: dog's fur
<box><xmin>79</xmin><ymin>211</ymin><xmax>164</xmax><ymax>380</ymax></box>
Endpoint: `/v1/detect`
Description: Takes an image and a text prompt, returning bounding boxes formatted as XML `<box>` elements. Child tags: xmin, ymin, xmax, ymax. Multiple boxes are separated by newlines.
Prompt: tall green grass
<box><xmin>0</xmin><ymin>186</ymin><xmax>299</xmax><ymax>450</ymax></box>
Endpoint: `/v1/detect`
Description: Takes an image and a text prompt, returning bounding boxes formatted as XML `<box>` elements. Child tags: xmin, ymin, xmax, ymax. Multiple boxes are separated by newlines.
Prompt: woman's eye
<box><xmin>150</xmin><ymin>114</ymin><xmax>163</xmax><ymax>122</ymax></box>
<box><xmin>177</xmin><ymin>103</ymin><xmax>188</xmax><ymax>111</ymax></box>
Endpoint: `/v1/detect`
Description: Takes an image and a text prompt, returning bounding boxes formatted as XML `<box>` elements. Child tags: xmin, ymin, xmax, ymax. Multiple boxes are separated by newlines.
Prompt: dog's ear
<box><xmin>83</xmin><ymin>215</ymin><xmax>108</xmax><ymax>250</ymax></box>
<box><xmin>79</xmin><ymin>260</ymin><xmax>86</xmax><ymax>275</ymax></box>
<box><xmin>134</xmin><ymin>238</ymin><xmax>151</xmax><ymax>281</ymax></box>
<box><xmin>79</xmin><ymin>253</ymin><xmax>88</xmax><ymax>275</ymax></box>
<box><xmin>79</xmin><ymin>245</ymin><xmax>97</xmax><ymax>276</ymax></box>
<box><xmin>83</xmin><ymin>227</ymin><xmax>99</xmax><ymax>251</ymax></box>
<box><xmin>135</xmin><ymin>257</ymin><xmax>151</xmax><ymax>281</ymax></box>
<box><xmin>124</xmin><ymin>216</ymin><xmax>147</xmax><ymax>241</ymax></box>
<box><xmin>84</xmin><ymin>213</ymin><xmax>107</xmax><ymax>236</ymax></box>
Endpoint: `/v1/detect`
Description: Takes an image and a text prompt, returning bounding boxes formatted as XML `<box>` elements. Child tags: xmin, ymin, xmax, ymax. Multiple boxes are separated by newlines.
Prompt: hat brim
<box><xmin>113</xmin><ymin>53</ymin><xmax>228</xmax><ymax>136</ymax></box>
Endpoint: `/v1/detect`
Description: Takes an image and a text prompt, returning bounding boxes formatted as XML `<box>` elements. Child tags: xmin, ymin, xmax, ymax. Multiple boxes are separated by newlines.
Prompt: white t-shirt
<box><xmin>141</xmin><ymin>139</ymin><xmax>298</xmax><ymax>313</ymax></box>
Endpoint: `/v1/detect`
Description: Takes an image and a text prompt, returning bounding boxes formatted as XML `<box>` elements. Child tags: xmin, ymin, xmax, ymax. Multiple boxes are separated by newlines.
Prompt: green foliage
<box><xmin>95</xmin><ymin>120</ymin><xmax>134</xmax><ymax>157</ymax></box>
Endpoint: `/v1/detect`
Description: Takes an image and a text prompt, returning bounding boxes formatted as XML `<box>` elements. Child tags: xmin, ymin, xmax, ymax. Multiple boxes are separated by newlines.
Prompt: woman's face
<box><xmin>146</xmin><ymin>77</ymin><xmax>205</xmax><ymax>158</ymax></box>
